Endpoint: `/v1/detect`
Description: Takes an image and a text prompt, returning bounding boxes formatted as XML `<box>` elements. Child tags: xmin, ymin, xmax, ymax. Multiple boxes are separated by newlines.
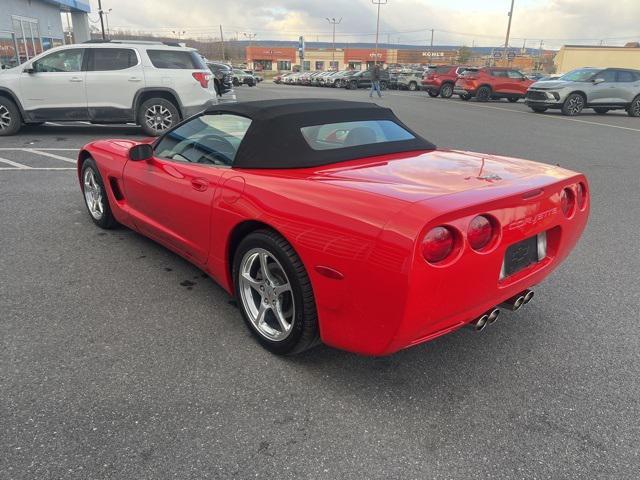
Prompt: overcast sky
<box><xmin>91</xmin><ymin>0</ymin><xmax>639</xmax><ymax>48</ymax></box>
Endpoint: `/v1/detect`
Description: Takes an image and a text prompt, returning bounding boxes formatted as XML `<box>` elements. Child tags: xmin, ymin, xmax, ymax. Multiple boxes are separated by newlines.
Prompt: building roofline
<box><xmin>43</xmin><ymin>0</ymin><xmax>91</xmax><ymax>13</ymax></box>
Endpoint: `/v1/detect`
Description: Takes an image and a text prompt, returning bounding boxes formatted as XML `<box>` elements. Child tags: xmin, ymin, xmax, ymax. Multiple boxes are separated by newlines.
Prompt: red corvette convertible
<box><xmin>78</xmin><ymin>99</ymin><xmax>588</xmax><ymax>355</ymax></box>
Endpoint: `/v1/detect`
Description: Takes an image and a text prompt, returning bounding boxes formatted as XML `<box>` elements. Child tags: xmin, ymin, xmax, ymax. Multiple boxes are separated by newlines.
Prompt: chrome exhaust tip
<box><xmin>500</xmin><ymin>294</ymin><xmax>526</xmax><ymax>311</ymax></box>
<box><xmin>467</xmin><ymin>314</ymin><xmax>489</xmax><ymax>332</ymax></box>
<box><xmin>523</xmin><ymin>290</ymin><xmax>534</xmax><ymax>304</ymax></box>
<box><xmin>487</xmin><ymin>308</ymin><xmax>500</xmax><ymax>324</ymax></box>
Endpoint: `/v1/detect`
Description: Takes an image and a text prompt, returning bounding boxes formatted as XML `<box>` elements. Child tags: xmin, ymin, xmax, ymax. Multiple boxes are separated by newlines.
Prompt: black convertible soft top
<box><xmin>202</xmin><ymin>98</ymin><xmax>436</xmax><ymax>169</ymax></box>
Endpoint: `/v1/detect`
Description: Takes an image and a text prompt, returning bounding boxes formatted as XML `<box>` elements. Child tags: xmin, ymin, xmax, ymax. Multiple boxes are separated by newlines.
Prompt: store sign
<box><xmin>422</xmin><ymin>51</ymin><xmax>446</xmax><ymax>57</ymax></box>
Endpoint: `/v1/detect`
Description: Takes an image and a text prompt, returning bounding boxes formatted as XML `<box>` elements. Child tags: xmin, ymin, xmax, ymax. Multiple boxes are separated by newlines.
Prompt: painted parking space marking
<box><xmin>0</xmin><ymin>148</ymin><xmax>78</xmax><ymax>172</ymax></box>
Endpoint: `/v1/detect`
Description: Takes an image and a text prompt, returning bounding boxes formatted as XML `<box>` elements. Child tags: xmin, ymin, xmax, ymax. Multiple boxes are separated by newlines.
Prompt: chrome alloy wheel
<box><xmin>144</xmin><ymin>104</ymin><xmax>173</xmax><ymax>132</ymax></box>
<box><xmin>566</xmin><ymin>95</ymin><xmax>584</xmax><ymax>115</ymax></box>
<box><xmin>632</xmin><ymin>98</ymin><xmax>640</xmax><ymax>116</ymax></box>
<box><xmin>0</xmin><ymin>105</ymin><xmax>11</xmax><ymax>131</ymax></box>
<box><xmin>239</xmin><ymin>248</ymin><xmax>295</xmax><ymax>342</ymax></box>
<box><xmin>83</xmin><ymin>168</ymin><xmax>104</xmax><ymax>220</ymax></box>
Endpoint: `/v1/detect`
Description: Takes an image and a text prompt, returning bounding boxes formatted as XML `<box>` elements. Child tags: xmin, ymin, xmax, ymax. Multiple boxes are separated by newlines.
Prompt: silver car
<box><xmin>525</xmin><ymin>67</ymin><xmax>640</xmax><ymax>116</ymax></box>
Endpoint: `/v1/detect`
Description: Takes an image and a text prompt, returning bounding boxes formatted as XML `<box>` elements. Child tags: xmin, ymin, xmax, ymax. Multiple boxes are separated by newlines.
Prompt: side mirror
<box><xmin>129</xmin><ymin>143</ymin><xmax>154</xmax><ymax>161</ymax></box>
<box><xmin>23</xmin><ymin>67</ymin><xmax>35</xmax><ymax>74</ymax></box>
<box><xmin>593</xmin><ymin>77</ymin><xmax>605</xmax><ymax>84</ymax></box>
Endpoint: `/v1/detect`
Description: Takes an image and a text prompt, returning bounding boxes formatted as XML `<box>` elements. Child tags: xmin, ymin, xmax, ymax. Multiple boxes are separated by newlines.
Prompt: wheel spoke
<box><xmin>273</xmin><ymin>283</ymin><xmax>291</xmax><ymax>296</ymax></box>
<box><xmin>242</xmin><ymin>272</ymin><xmax>263</xmax><ymax>293</ymax></box>
<box><xmin>255</xmin><ymin>303</ymin><xmax>269</xmax><ymax>326</ymax></box>
<box><xmin>259</xmin><ymin>252</ymin><xmax>277</xmax><ymax>284</ymax></box>
<box><xmin>273</xmin><ymin>301</ymin><xmax>291</xmax><ymax>333</ymax></box>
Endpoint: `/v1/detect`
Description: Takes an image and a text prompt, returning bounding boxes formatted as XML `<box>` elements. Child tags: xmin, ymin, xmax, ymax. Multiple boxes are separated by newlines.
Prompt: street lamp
<box><xmin>172</xmin><ymin>30</ymin><xmax>186</xmax><ymax>40</ymax></box>
<box><xmin>104</xmin><ymin>8</ymin><xmax>112</xmax><ymax>38</ymax></box>
<box><xmin>325</xmin><ymin>17</ymin><xmax>342</xmax><ymax>70</ymax></box>
<box><xmin>503</xmin><ymin>0</ymin><xmax>515</xmax><ymax>64</ymax></box>
<box><xmin>372</xmin><ymin>0</ymin><xmax>387</xmax><ymax>66</ymax></box>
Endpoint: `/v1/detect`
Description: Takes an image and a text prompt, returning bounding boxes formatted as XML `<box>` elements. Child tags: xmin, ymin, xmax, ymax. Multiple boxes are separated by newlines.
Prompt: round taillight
<box><xmin>468</xmin><ymin>215</ymin><xmax>493</xmax><ymax>251</ymax></box>
<box><xmin>576</xmin><ymin>182</ymin><xmax>587</xmax><ymax>210</ymax></box>
<box><xmin>560</xmin><ymin>188</ymin><xmax>575</xmax><ymax>217</ymax></box>
<box><xmin>422</xmin><ymin>226</ymin><xmax>454</xmax><ymax>264</ymax></box>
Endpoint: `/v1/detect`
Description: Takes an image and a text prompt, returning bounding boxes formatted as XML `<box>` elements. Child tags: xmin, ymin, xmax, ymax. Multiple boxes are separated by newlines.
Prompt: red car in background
<box><xmin>422</xmin><ymin>65</ymin><xmax>470</xmax><ymax>98</ymax></box>
<box><xmin>77</xmin><ymin>99</ymin><xmax>588</xmax><ymax>356</ymax></box>
<box><xmin>454</xmin><ymin>67</ymin><xmax>535</xmax><ymax>102</ymax></box>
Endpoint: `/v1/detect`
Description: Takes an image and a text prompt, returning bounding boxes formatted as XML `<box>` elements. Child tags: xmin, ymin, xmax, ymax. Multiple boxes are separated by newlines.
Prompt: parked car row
<box><xmin>274</xmin><ymin>69</ymin><xmax>391</xmax><ymax>90</ymax></box>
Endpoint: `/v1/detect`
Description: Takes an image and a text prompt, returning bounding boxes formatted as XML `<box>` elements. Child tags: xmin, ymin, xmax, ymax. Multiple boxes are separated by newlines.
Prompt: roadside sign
<box><xmin>493</xmin><ymin>51</ymin><xmax>502</xmax><ymax>59</ymax></box>
<box><xmin>507</xmin><ymin>50</ymin><xmax>516</xmax><ymax>61</ymax></box>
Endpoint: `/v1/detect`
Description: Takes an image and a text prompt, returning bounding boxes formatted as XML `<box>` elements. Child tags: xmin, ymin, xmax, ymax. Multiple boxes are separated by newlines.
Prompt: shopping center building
<box><xmin>1</xmin><ymin>0</ymin><xmax>91</xmax><ymax>69</ymax></box>
<box><xmin>554</xmin><ymin>43</ymin><xmax>640</xmax><ymax>73</ymax></box>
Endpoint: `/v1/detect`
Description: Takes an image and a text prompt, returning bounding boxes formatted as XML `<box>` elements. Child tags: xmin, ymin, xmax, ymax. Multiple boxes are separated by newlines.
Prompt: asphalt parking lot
<box><xmin>2</xmin><ymin>84</ymin><xmax>639</xmax><ymax>479</ymax></box>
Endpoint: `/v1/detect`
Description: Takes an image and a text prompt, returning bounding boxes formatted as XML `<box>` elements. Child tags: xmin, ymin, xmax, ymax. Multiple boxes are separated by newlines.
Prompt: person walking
<box><xmin>369</xmin><ymin>64</ymin><xmax>382</xmax><ymax>98</ymax></box>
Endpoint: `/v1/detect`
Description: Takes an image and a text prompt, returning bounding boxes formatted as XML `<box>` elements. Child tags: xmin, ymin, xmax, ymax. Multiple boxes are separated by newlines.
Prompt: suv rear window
<box><xmin>301</xmin><ymin>120</ymin><xmax>415</xmax><ymax>151</ymax></box>
<box><xmin>89</xmin><ymin>48</ymin><xmax>137</xmax><ymax>71</ymax></box>
<box><xmin>435</xmin><ymin>66</ymin><xmax>451</xmax><ymax>74</ymax></box>
<box><xmin>147</xmin><ymin>50</ymin><xmax>206</xmax><ymax>69</ymax></box>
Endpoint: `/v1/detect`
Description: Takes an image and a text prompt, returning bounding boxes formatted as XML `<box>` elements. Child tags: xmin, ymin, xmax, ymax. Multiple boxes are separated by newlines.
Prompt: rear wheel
<box><xmin>349</xmin><ymin>80</ymin><xmax>357</xmax><ymax>90</ymax></box>
<box><xmin>380</xmin><ymin>81</ymin><xmax>388</xmax><ymax>90</ymax></box>
<box><xmin>427</xmin><ymin>90</ymin><xmax>439</xmax><ymax>97</ymax></box>
<box><xmin>408</xmin><ymin>81</ymin><xmax>417</xmax><ymax>91</ymax></box>
<box><xmin>593</xmin><ymin>107</ymin><xmax>609</xmax><ymax>115</ymax></box>
<box><xmin>476</xmin><ymin>86</ymin><xmax>491</xmax><ymax>102</ymax></box>
<box><xmin>138</xmin><ymin>98</ymin><xmax>180</xmax><ymax>136</ymax></box>
<box><xmin>439</xmin><ymin>83</ymin><xmax>453</xmax><ymax>98</ymax></box>
<box><xmin>627</xmin><ymin>96</ymin><xmax>640</xmax><ymax>117</ymax></box>
<box><xmin>233</xmin><ymin>229</ymin><xmax>319</xmax><ymax>355</ymax></box>
<box><xmin>530</xmin><ymin>106</ymin><xmax>548</xmax><ymax>113</ymax></box>
<box><xmin>0</xmin><ymin>97</ymin><xmax>22</xmax><ymax>136</ymax></box>
<box><xmin>561</xmin><ymin>93</ymin><xmax>585</xmax><ymax>116</ymax></box>
<box><xmin>81</xmin><ymin>157</ymin><xmax>117</xmax><ymax>229</ymax></box>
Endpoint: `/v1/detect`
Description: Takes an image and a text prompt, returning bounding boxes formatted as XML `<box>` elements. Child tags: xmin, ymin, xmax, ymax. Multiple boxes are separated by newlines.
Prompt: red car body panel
<box><xmin>78</xmin><ymin>141</ymin><xmax>588</xmax><ymax>355</ymax></box>
<box><xmin>421</xmin><ymin>65</ymin><xmax>464</xmax><ymax>92</ymax></box>
<box><xmin>454</xmin><ymin>67</ymin><xmax>535</xmax><ymax>98</ymax></box>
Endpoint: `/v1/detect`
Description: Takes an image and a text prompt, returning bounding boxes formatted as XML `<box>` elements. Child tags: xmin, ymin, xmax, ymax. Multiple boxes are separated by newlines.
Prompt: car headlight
<box><xmin>548</xmin><ymin>91</ymin><xmax>560</xmax><ymax>101</ymax></box>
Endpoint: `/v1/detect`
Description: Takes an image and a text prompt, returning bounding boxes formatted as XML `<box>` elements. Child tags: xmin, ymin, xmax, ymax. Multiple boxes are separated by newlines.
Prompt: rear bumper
<box><xmin>316</xmin><ymin>174</ymin><xmax>589</xmax><ymax>356</ymax></box>
<box><xmin>183</xmin><ymin>99</ymin><xmax>217</xmax><ymax>119</ymax></box>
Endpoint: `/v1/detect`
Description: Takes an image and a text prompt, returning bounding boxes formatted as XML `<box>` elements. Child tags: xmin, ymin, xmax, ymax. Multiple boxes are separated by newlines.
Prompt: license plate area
<box><xmin>502</xmin><ymin>235</ymin><xmax>541</xmax><ymax>278</ymax></box>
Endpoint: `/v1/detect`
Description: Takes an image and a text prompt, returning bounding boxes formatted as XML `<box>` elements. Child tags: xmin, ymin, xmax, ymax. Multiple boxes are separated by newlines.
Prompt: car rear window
<box><xmin>436</xmin><ymin>66</ymin><xmax>451</xmax><ymax>74</ymax></box>
<box><xmin>300</xmin><ymin>120</ymin><xmax>415</xmax><ymax>151</ymax></box>
<box><xmin>147</xmin><ymin>50</ymin><xmax>206</xmax><ymax>69</ymax></box>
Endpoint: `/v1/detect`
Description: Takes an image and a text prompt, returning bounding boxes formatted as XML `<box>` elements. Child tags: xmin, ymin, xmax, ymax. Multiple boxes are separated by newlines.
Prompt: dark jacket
<box><xmin>371</xmin><ymin>65</ymin><xmax>381</xmax><ymax>81</ymax></box>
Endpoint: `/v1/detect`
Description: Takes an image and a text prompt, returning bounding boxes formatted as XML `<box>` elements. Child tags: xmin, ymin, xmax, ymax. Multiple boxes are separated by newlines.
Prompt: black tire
<box><xmin>232</xmin><ymin>78</ymin><xmax>240</xmax><ymax>87</ymax></box>
<box><xmin>0</xmin><ymin>97</ymin><xmax>22</xmax><ymax>136</ymax></box>
<box><xmin>508</xmin><ymin>97</ymin><xmax>519</xmax><ymax>103</ymax></box>
<box><xmin>459</xmin><ymin>94</ymin><xmax>471</xmax><ymax>101</ymax></box>
<box><xmin>349</xmin><ymin>80</ymin><xmax>358</xmax><ymax>90</ymax></box>
<box><xmin>530</xmin><ymin>106</ymin><xmax>547</xmax><ymax>113</ymax></box>
<box><xmin>233</xmin><ymin>229</ymin><xmax>319</xmax><ymax>355</ymax></box>
<box><xmin>440</xmin><ymin>83</ymin><xmax>453</xmax><ymax>98</ymax></box>
<box><xmin>80</xmin><ymin>157</ymin><xmax>118</xmax><ymax>229</ymax></box>
<box><xmin>427</xmin><ymin>90</ymin><xmax>439</xmax><ymax>98</ymax></box>
<box><xmin>408</xmin><ymin>81</ymin><xmax>417</xmax><ymax>91</ymax></box>
<box><xmin>629</xmin><ymin>96</ymin><xmax>640</xmax><ymax>117</ymax></box>
<box><xmin>137</xmin><ymin>98</ymin><xmax>180</xmax><ymax>136</ymax></box>
<box><xmin>561</xmin><ymin>93</ymin><xmax>585</xmax><ymax>116</ymax></box>
<box><xmin>380</xmin><ymin>81</ymin><xmax>387</xmax><ymax>90</ymax></box>
<box><xmin>476</xmin><ymin>86</ymin><xmax>491</xmax><ymax>102</ymax></box>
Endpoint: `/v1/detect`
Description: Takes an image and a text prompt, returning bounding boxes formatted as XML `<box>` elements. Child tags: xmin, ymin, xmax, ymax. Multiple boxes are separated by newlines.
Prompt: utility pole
<box><xmin>372</xmin><ymin>0</ymin><xmax>387</xmax><ymax>66</ymax></box>
<box><xmin>325</xmin><ymin>17</ymin><xmax>342</xmax><ymax>69</ymax></box>
<box><xmin>97</xmin><ymin>0</ymin><xmax>106</xmax><ymax>40</ymax></box>
<box><xmin>538</xmin><ymin>39</ymin><xmax>544</xmax><ymax>70</ymax></box>
<box><xmin>503</xmin><ymin>0</ymin><xmax>515</xmax><ymax>64</ymax></box>
<box><xmin>219</xmin><ymin>25</ymin><xmax>225</xmax><ymax>60</ymax></box>
<box><xmin>104</xmin><ymin>8</ymin><xmax>112</xmax><ymax>38</ymax></box>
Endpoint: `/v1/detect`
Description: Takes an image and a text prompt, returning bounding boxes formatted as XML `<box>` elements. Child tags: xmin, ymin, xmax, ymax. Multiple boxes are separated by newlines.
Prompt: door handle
<box><xmin>69</xmin><ymin>77</ymin><xmax>83</xmax><ymax>82</ymax></box>
<box><xmin>191</xmin><ymin>178</ymin><xmax>208</xmax><ymax>192</ymax></box>
<box><xmin>128</xmin><ymin>77</ymin><xmax>142</xmax><ymax>82</ymax></box>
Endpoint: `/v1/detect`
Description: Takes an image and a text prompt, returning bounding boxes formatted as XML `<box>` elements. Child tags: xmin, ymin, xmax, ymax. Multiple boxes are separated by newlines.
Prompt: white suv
<box><xmin>0</xmin><ymin>40</ymin><xmax>217</xmax><ymax>136</ymax></box>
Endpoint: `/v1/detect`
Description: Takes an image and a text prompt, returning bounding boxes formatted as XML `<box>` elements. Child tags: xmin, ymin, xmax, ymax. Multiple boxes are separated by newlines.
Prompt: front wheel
<box><xmin>81</xmin><ymin>158</ymin><xmax>117</xmax><ymax>229</ymax></box>
<box><xmin>349</xmin><ymin>80</ymin><xmax>357</xmax><ymax>90</ymax></box>
<box><xmin>232</xmin><ymin>78</ymin><xmax>240</xmax><ymax>86</ymax></box>
<box><xmin>138</xmin><ymin>98</ymin><xmax>180</xmax><ymax>136</ymax></box>
<box><xmin>427</xmin><ymin>90</ymin><xmax>439</xmax><ymax>98</ymax></box>
<box><xmin>562</xmin><ymin>93</ymin><xmax>585</xmax><ymax>116</ymax></box>
<box><xmin>0</xmin><ymin>97</ymin><xmax>22</xmax><ymax>136</ymax></box>
<box><xmin>628</xmin><ymin>96</ymin><xmax>640</xmax><ymax>117</ymax></box>
<box><xmin>476</xmin><ymin>86</ymin><xmax>491</xmax><ymax>102</ymax></box>
<box><xmin>408</xmin><ymin>81</ymin><xmax>417</xmax><ymax>91</ymax></box>
<box><xmin>380</xmin><ymin>81</ymin><xmax>387</xmax><ymax>90</ymax></box>
<box><xmin>439</xmin><ymin>83</ymin><xmax>453</xmax><ymax>98</ymax></box>
<box><xmin>233</xmin><ymin>230</ymin><xmax>319</xmax><ymax>355</ymax></box>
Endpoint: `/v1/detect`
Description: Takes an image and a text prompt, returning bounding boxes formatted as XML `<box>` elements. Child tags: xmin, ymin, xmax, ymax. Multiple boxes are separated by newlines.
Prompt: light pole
<box><xmin>104</xmin><ymin>8</ymin><xmax>112</xmax><ymax>38</ymax></box>
<box><xmin>503</xmin><ymin>0</ymin><xmax>515</xmax><ymax>65</ymax></box>
<box><xmin>372</xmin><ymin>0</ymin><xmax>387</xmax><ymax>66</ymax></box>
<box><xmin>172</xmin><ymin>30</ymin><xmax>186</xmax><ymax>40</ymax></box>
<box><xmin>243</xmin><ymin>32</ymin><xmax>257</xmax><ymax>46</ymax></box>
<box><xmin>325</xmin><ymin>17</ymin><xmax>342</xmax><ymax>70</ymax></box>
<box><xmin>97</xmin><ymin>0</ymin><xmax>106</xmax><ymax>40</ymax></box>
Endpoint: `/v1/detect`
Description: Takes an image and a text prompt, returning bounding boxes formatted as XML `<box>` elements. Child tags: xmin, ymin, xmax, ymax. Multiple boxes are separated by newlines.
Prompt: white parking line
<box><xmin>0</xmin><ymin>157</ymin><xmax>31</xmax><ymax>169</ymax></box>
<box><xmin>431</xmin><ymin>98</ymin><xmax>640</xmax><ymax>133</ymax></box>
<box><xmin>22</xmin><ymin>148</ymin><xmax>76</xmax><ymax>163</ymax></box>
<box><xmin>0</xmin><ymin>167</ymin><xmax>75</xmax><ymax>171</ymax></box>
<box><xmin>0</xmin><ymin>148</ymin><xmax>78</xmax><ymax>151</ymax></box>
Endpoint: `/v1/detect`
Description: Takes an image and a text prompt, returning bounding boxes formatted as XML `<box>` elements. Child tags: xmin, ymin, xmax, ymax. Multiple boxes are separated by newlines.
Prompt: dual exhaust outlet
<box><xmin>467</xmin><ymin>289</ymin><xmax>534</xmax><ymax>332</ymax></box>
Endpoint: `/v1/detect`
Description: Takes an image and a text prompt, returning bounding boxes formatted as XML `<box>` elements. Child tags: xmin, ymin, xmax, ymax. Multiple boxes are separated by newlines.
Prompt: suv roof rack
<box><xmin>83</xmin><ymin>39</ymin><xmax>184</xmax><ymax>47</ymax></box>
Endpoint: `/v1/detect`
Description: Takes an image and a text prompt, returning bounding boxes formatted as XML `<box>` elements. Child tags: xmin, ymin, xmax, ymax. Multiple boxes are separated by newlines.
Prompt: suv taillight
<box><xmin>192</xmin><ymin>71</ymin><xmax>211</xmax><ymax>88</ymax></box>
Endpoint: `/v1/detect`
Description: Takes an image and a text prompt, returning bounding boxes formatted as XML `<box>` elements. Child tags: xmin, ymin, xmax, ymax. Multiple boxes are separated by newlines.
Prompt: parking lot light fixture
<box><xmin>326</xmin><ymin>17</ymin><xmax>342</xmax><ymax>68</ymax></box>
